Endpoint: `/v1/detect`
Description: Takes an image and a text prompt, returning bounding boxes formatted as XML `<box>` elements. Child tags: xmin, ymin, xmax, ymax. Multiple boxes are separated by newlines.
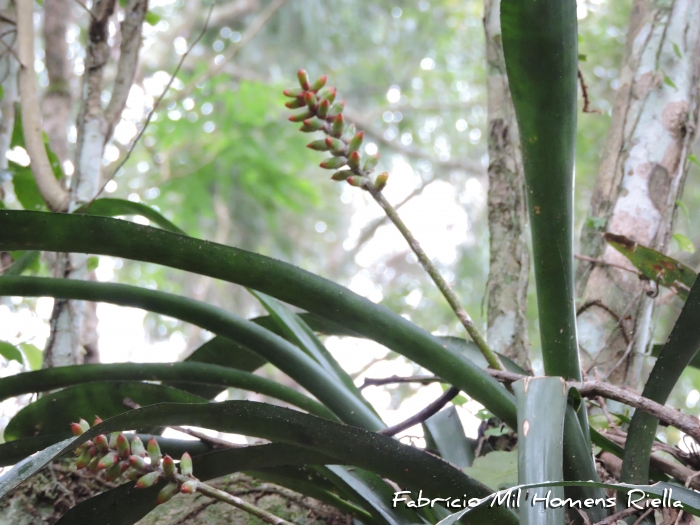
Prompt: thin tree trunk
<box><xmin>0</xmin><ymin>0</ymin><xmax>17</xmax><ymax>202</ymax></box>
<box><xmin>483</xmin><ymin>0</ymin><xmax>530</xmax><ymax>369</ymax></box>
<box><xmin>44</xmin><ymin>0</ymin><xmax>148</xmax><ymax>367</ymax></box>
<box><xmin>576</xmin><ymin>0</ymin><xmax>700</xmax><ymax>386</ymax></box>
<box><xmin>42</xmin><ymin>0</ymin><xmax>72</xmax><ymax>164</ymax></box>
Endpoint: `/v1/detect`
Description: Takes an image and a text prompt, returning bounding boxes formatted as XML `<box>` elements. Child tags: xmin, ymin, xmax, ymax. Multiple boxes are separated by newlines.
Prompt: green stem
<box><xmin>367</xmin><ymin>186</ymin><xmax>505</xmax><ymax>371</ymax></box>
<box><xmin>177</xmin><ymin>475</ymin><xmax>295</xmax><ymax>525</ymax></box>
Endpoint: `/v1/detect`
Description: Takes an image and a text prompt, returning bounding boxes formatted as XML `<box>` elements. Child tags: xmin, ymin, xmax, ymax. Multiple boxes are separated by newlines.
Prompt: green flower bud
<box><xmin>98</xmin><ymin>452</ymin><xmax>119</xmax><ymax>470</ymax></box>
<box><xmin>157</xmin><ymin>482</ymin><xmax>179</xmax><ymax>504</ymax></box>
<box><xmin>131</xmin><ymin>436</ymin><xmax>146</xmax><ymax>457</ymax></box>
<box><xmin>93</xmin><ymin>434</ymin><xmax>109</xmax><ymax>453</ymax></box>
<box><xmin>288</xmin><ymin>111</ymin><xmax>313</xmax><ymax>123</ymax></box>
<box><xmin>283</xmin><ymin>87</ymin><xmax>304</xmax><ymax>98</ymax></box>
<box><xmin>325</xmin><ymin>137</ymin><xmax>346</xmax><ymax>155</ymax></box>
<box><xmin>341</xmin><ymin>124</ymin><xmax>356</xmax><ymax>141</ymax></box>
<box><xmin>303</xmin><ymin>91</ymin><xmax>318</xmax><ymax>108</ymax></box>
<box><xmin>162</xmin><ymin>454</ymin><xmax>176</xmax><ymax>477</ymax></box>
<box><xmin>317</xmin><ymin>99</ymin><xmax>330</xmax><ymax>118</ymax></box>
<box><xmin>345</xmin><ymin>175</ymin><xmax>369</xmax><ymax>188</ymax></box>
<box><xmin>347</xmin><ymin>131</ymin><xmax>364</xmax><ymax>155</ymax></box>
<box><xmin>331</xmin><ymin>114</ymin><xmax>344</xmax><ymax>138</ymax></box>
<box><xmin>180</xmin><ymin>480</ymin><xmax>198</xmax><ymax>494</ymax></box>
<box><xmin>363</xmin><ymin>153</ymin><xmax>380</xmax><ymax>172</ymax></box>
<box><xmin>124</xmin><ymin>468</ymin><xmax>142</xmax><ymax>481</ymax></box>
<box><xmin>117</xmin><ymin>433</ymin><xmax>130</xmax><ymax>459</ymax></box>
<box><xmin>348</xmin><ymin>151</ymin><xmax>361</xmax><ymax>170</ymax></box>
<box><xmin>310</xmin><ymin>75</ymin><xmax>327</xmax><ymax>92</ymax></box>
<box><xmin>346</xmin><ymin>176</ymin><xmax>368</xmax><ymax>188</ymax></box>
<box><xmin>285</xmin><ymin>98</ymin><xmax>306</xmax><ymax>109</ymax></box>
<box><xmin>148</xmin><ymin>437</ymin><xmax>162</xmax><ymax>466</ymax></box>
<box><xmin>104</xmin><ymin>462</ymin><xmax>124</xmax><ymax>482</ymax></box>
<box><xmin>320</xmin><ymin>156</ymin><xmax>347</xmax><ymax>170</ymax></box>
<box><xmin>76</xmin><ymin>447</ymin><xmax>92</xmax><ymax>470</ymax></box>
<box><xmin>307</xmin><ymin>140</ymin><xmax>329</xmax><ymax>151</ymax></box>
<box><xmin>109</xmin><ymin>432</ymin><xmax>120</xmax><ymax>449</ymax></box>
<box><xmin>129</xmin><ymin>454</ymin><xmax>147</xmax><ymax>470</ymax></box>
<box><xmin>180</xmin><ymin>452</ymin><xmax>193</xmax><ymax>477</ymax></box>
<box><xmin>331</xmin><ymin>170</ymin><xmax>351</xmax><ymax>181</ymax></box>
<box><xmin>297</xmin><ymin>69</ymin><xmax>310</xmax><ymax>90</ymax></box>
<box><xmin>88</xmin><ymin>453</ymin><xmax>103</xmax><ymax>473</ymax></box>
<box><xmin>136</xmin><ymin>471</ymin><xmax>161</xmax><ymax>489</ymax></box>
<box><xmin>374</xmin><ymin>172</ymin><xmax>389</xmax><ymax>191</ymax></box>
<box><xmin>301</xmin><ymin>118</ymin><xmax>325</xmax><ymax>131</ymax></box>
<box><xmin>318</xmin><ymin>87</ymin><xmax>337</xmax><ymax>104</ymax></box>
<box><xmin>327</xmin><ymin>101</ymin><xmax>345</xmax><ymax>119</ymax></box>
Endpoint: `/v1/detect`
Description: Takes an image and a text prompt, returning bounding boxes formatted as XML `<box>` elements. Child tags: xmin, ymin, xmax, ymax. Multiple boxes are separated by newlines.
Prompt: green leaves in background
<box><xmin>605</xmin><ymin>232</ymin><xmax>696</xmax><ymax>301</ymax></box>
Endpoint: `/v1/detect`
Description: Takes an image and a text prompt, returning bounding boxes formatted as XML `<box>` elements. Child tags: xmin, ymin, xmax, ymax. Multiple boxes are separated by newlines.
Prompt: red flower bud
<box><xmin>283</xmin><ymin>87</ymin><xmax>305</xmax><ymax>98</ymax></box>
<box><xmin>180</xmin><ymin>480</ymin><xmax>198</xmax><ymax>494</ymax></box>
<box><xmin>136</xmin><ymin>471</ymin><xmax>161</xmax><ymax>489</ymax></box>
<box><xmin>288</xmin><ymin>111</ymin><xmax>313</xmax><ymax>123</ymax></box>
<box><xmin>162</xmin><ymin>455</ymin><xmax>176</xmax><ymax>477</ymax></box>
<box><xmin>346</xmin><ymin>176</ymin><xmax>368</xmax><ymax>188</ymax></box>
<box><xmin>148</xmin><ymin>438</ymin><xmax>162</xmax><ymax>466</ymax></box>
<box><xmin>331</xmin><ymin>170</ymin><xmax>351</xmax><ymax>181</ymax></box>
<box><xmin>348</xmin><ymin>151</ymin><xmax>361</xmax><ymax>170</ymax></box>
<box><xmin>331</xmin><ymin>114</ymin><xmax>344</xmax><ymax>138</ymax></box>
<box><xmin>117</xmin><ymin>433</ymin><xmax>130</xmax><ymax>459</ymax></box>
<box><xmin>320</xmin><ymin>157</ymin><xmax>347</xmax><ymax>170</ymax></box>
<box><xmin>97</xmin><ymin>452</ymin><xmax>119</xmax><ymax>470</ymax></box>
<box><xmin>285</xmin><ymin>98</ymin><xmax>306</xmax><ymax>109</ymax></box>
<box><xmin>307</xmin><ymin>140</ymin><xmax>329</xmax><ymax>151</ymax></box>
<box><xmin>297</xmin><ymin>69</ymin><xmax>310</xmax><ymax>90</ymax></box>
<box><xmin>310</xmin><ymin>75</ymin><xmax>327</xmax><ymax>92</ymax></box>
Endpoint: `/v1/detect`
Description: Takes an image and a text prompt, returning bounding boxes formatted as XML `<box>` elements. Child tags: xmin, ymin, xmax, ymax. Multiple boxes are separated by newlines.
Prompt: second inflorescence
<box><xmin>71</xmin><ymin>418</ymin><xmax>198</xmax><ymax>505</ymax></box>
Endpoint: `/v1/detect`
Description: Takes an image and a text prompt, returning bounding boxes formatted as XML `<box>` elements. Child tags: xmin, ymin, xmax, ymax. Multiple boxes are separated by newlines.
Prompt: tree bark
<box><xmin>42</xmin><ymin>0</ymin><xmax>72</xmax><ymax>164</ymax></box>
<box><xmin>43</xmin><ymin>0</ymin><xmax>148</xmax><ymax>368</ymax></box>
<box><xmin>576</xmin><ymin>0</ymin><xmax>700</xmax><ymax>386</ymax></box>
<box><xmin>483</xmin><ymin>0</ymin><xmax>530</xmax><ymax>370</ymax></box>
<box><xmin>0</xmin><ymin>0</ymin><xmax>17</xmax><ymax>202</ymax></box>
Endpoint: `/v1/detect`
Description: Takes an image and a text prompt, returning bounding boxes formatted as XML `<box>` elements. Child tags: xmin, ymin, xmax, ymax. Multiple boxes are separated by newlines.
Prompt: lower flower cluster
<box><xmin>71</xmin><ymin>417</ymin><xmax>197</xmax><ymax>504</ymax></box>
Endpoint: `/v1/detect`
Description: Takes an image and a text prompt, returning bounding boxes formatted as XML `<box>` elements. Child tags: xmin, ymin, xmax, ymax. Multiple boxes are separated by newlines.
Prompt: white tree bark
<box><xmin>483</xmin><ymin>0</ymin><xmax>530</xmax><ymax>369</ymax></box>
<box><xmin>0</xmin><ymin>0</ymin><xmax>17</xmax><ymax>179</ymax></box>
<box><xmin>44</xmin><ymin>0</ymin><xmax>148</xmax><ymax>367</ymax></box>
<box><xmin>576</xmin><ymin>0</ymin><xmax>700</xmax><ymax>386</ymax></box>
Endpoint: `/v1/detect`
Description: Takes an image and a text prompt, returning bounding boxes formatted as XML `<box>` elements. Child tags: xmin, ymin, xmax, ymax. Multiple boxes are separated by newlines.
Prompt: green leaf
<box><xmin>621</xmin><ymin>276</ymin><xmax>700</xmax><ymax>484</ymax></box>
<box><xmin>0</xmin><ymin>276</ymin><xmax>384</xmax><ymax>431</ymax></box>
<box><xmin>144</xmin><ymin>11</ymin><xmax>160</xmax><ymax>25</ymax></box>
<box><xmin>676</xmin><ymin>199</ymin><xmax>689</xmax><ymax>218</ymax></box>
<box><xmin>0</xmin><ymin>362</ymin><xmax>334</xmax><ymax>420</ymax></box>
<box><xmin>515</xmin><ymin>377</ymin><xmax>567</xmax><ymax>524</ymax></box>
<box><xmin>249</xmin><ymin>289</ymin><xmax>379</xmax><ymax>419</ymax></box>
<box><xmin>578</xmin><ymin>54</ymin><xmax>587</xmax><ymax>61</ymax></box>
<box><xmin>0</xmin><ymin>85</ymin><xmax>4</xmax><ymax>102</ymax></box>
<box><xmin>673</xmin><ymin>42</ymin><xmax>683</xmax><ymax>59</ymax></box>
<box><xmin>585</xmin><ymin>215</ymin><xmax>607</xmax><ymax>231</ymax></box>
<box><xmin>3</xmin><ymin>251</ymin><xmax>41</xmax><ymax>276</ymax></box>
<box><xmin>86</xmin><ymin>256</ymin><xmax>99</xmax><ymax>272</ymax></box>
<box><xmin>423</xmin><ymin>406</ymin><xmax>475</xmax><ymax>468</ymax></box>
<box><xmin>77</xmin><ymin>198</ymin><xmax>186</xmax><ymax>235</ymax></box>
<box><xmin>664</xmin><ymin>74</ymin><xmax>678</xmax><ymax>89</ymax></box>
<box><xmin>11</xmin><ymin>164</ymin><xmax>48</xmax><ymax>211</ymax></box>
<box><xmin>605</xmin><ymin>232</ymin><xmax>696</xmax><ymax>301</ymax></box>
<box><xmin>688</xmin><ymin>154</ymin><xmax>700</xmax><ymax>167</ymax></box>
<box><xmin>0</xmin><ymin>341</ymin><xmax>22</xmax><ymax>365</ymax></box>
<box><xmin>464</xmin><ymin>451</ymin><xmax>518</xmax><ymax>491</ymax></box>
<box><xmin>0</xmin><ymin>211</ymin><xmax>517</xmax><ymax>427</ymax></box>
<box><xmin>673</xmin><ymin>233</ymin><xmax>695</xmax><ymax>253</ymax></box>
<box><xmin>4</xmin><ymin>382</ymin><xmax>207</xmax><ymax>441</ymax></box>
<box><xmin>2</xmin><ymin>401</ymin><xmax>518</xmax><ymax>525</ymax></box>
<box><xmin>501</xmin><ymin>0</ymin><xmax>582</xmax><ymax>382</ymax></box>
<box><xmin>18</xmin><ymin>343</ymin><xmax>42</xmax><ymax>370</ymax></box>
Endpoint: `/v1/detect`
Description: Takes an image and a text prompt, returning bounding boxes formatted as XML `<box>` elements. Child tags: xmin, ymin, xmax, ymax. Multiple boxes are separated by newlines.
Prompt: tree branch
<box><xmin>104</xmin><ymin>0</ymin><xmax>148</xmax><ymax>132</ymax></box>
<box><xmin>379</xmin><ymin>386</ymin><xmax>460</xmax><ymax>436</ymax></box>
<box><xmin>360</xmin><ymin>375</ymin><xmax>442</xmax><ymax>390</ymax></box>
<box><xmin>175</xmin><ymin>0</ymin><xmax>288</xmax><ymax>103</ymax></box>
<box><xmin>16</xmin><ymin>0</ymin><xmax>70</xmax><ymax>211</ymax></box>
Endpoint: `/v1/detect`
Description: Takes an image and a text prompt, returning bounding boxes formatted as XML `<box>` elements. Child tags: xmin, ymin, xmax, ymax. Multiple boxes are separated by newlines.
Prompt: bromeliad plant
<box><xmin>2</xmin><ymin>0</ymin><xmax>700</xmax><ymax>524</ymax></box>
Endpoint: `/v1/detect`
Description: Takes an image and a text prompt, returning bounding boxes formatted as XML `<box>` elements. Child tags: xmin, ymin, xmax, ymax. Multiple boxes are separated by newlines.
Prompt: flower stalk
<box><xmin>284</xmin><ymin>70</ymin><xmax>504</xmax><ymax>371</ymax></box>
<box><xmin>71</xmin><ymin>420</ymin><xmax>295</xmax><ymax>525</ymax></box>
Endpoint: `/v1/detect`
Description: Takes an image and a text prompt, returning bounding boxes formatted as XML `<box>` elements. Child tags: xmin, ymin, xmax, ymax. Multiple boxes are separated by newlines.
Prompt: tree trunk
<box><xmin>483</xmin><ymin>0</ymin><xmax>531</xmax><ymax>370</ymax></box>
<box><xmin>0</xmin><ymin>0</ymin><xmax>17</xmax><ymax>203</ymax></box>
<box><xmin>576</xmin><ymin>0</ymin><xmax>700</xmax><ymax>386</ymax></box>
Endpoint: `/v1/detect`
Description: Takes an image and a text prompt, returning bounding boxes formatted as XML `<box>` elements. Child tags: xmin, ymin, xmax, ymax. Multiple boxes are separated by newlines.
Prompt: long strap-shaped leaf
<box><xmin>0</xmin><ymin>275</ymin><xmax>381</xmax><ymax>431</ymax></box>
<box><xmin>0</xmin><ymin>401</ymin><xmax>519</xmax><ymax>525</ymax></box>
<box><xmin>621</xmin><ymin>277</ymin><xmax>700</xmax><ymax>484</ymax></box>
<box><xmin>0</xmin><ymin>362</ymin><xmax>335</xmax><ymax>419</ymax></box>
<box><xmin>0</xmin><ymin>210</ymin><xmax>517</xmax><ymax>427</ymax></box>
<box><xmin>515</xmin><ymin>377</ymin><xmax>568</xmax><ymax>525</ymax></box>
<box><xmin>500</xmin><ymin>0</ymin><xmax>581</xmax><ymax>382</ymax></box>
